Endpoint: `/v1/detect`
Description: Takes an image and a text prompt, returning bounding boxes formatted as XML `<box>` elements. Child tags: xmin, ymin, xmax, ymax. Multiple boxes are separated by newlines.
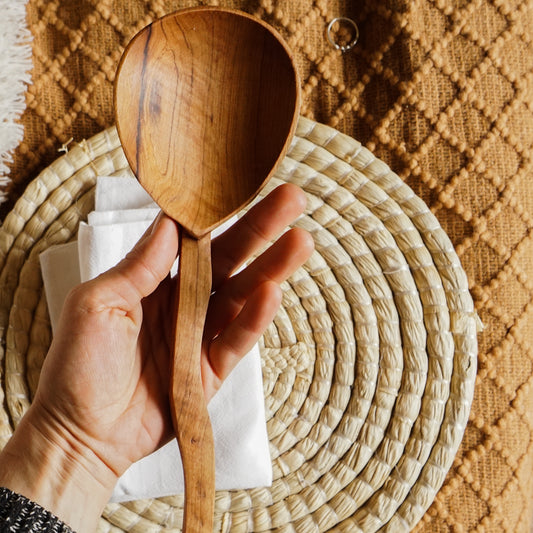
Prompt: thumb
<box><xmin>92</xmin><ymin>213</ymin><xmax>180</xmax><ymax>311</ymax></box>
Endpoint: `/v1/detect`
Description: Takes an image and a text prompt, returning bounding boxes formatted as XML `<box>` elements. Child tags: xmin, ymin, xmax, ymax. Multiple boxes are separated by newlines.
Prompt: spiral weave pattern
<box><xmin>0</xmin><ymin>117</ymin><xmax>477</xmax><ymax>532</ymax></box>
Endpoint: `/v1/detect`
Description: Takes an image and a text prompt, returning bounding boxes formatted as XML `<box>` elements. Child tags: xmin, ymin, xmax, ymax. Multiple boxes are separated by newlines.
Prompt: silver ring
<box><xmin>326</xmin><ymin>17</ymin><xmax>359</xmax><ymax>52</ymax></box>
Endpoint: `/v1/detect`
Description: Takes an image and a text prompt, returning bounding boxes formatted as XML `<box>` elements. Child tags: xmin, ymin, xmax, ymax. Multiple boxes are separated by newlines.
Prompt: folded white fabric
<box><xmin>39</xmin><ymin>176</ymin><xmax>272</xmax><ymax>502</ymax></box>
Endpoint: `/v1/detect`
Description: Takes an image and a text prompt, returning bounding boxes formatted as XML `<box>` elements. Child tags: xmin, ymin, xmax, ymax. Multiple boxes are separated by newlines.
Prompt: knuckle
<box><xmin>63</xmin><ymin>281</ymin><xmax>105</xmax><ymax>314</ymax></box>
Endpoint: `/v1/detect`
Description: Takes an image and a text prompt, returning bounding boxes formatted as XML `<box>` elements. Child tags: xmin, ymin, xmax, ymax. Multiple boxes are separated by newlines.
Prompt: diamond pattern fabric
<box><xmin>4</xmin><ymin>0</ymin><xmax>533</xmax><ymax>531</ymax></box>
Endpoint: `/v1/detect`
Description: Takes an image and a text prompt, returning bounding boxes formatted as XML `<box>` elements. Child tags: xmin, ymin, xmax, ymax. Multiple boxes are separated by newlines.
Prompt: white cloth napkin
<box><xmin>39</xmin><ymin>176</ymin><xmax>272</xmax><ymax>502</ymax></box>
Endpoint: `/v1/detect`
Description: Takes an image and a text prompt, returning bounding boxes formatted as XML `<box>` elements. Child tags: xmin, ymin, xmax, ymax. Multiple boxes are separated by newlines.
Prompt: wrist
<box><xmin>0</xmin><ymin>404</ymin><xmax>118</xmax><ymax>533</ymax></box>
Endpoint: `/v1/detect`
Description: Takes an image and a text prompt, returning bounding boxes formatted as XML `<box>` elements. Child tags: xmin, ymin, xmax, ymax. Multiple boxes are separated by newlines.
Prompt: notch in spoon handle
<box><xmin>170</xmin><ymin>231</ymin><xmax>215</xmax><ymax>532</ymax></box>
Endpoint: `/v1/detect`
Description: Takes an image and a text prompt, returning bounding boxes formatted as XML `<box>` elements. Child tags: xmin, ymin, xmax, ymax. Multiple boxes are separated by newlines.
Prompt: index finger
<box><xmin>211</xmin><ymin>183</ymin><xmax>307</xmax><ymax>289</ymax></box>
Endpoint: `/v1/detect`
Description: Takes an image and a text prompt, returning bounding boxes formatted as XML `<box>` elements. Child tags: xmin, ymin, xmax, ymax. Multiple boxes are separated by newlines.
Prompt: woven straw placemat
<box><xmin>0</xmin><ymin>116</ymin><xmax>477</xmax><ymax>532</ymax></box>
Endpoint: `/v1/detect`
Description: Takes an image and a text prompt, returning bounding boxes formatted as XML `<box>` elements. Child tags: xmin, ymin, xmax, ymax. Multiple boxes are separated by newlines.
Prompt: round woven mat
<box><xmin>0</xmin><ymin>117</ymin><xmax>478</xmax><ymax>532</ymax></box>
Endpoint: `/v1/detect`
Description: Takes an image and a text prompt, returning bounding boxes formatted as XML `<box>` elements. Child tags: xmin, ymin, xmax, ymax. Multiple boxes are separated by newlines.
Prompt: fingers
<box><xmin>80</xmin><ymin>213</ymin><xmax>180</xmax><ymax>313</ymax></box>
<box><xmin>202</xmin><ymin>217</ymin><xmax>313</xmax><ymax>398</ymax></box>
<box><xmin>203</xmin><ymin>281</ymin><xmax>282</xmax><ymax>398</ymax></box>
<box><xmin>211</xmin><ymin>183</ymin><xmax>307</xmax><ymax>289</ymax></box>
<box><xmin>79</xmin><ymin>183</ymin><xmax>306</xmax><ymax>314</ymax></box>
<box><xmin>205</xmin><ymin>226</ymin><xmax>314</xmax><ymax>340</ymax></box>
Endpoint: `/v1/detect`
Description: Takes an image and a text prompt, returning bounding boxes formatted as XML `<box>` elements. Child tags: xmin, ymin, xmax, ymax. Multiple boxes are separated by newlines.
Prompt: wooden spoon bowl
<box><xmin>115</xmin><ymin>7</ymin><xmax>299</xmax><ymax>532</ymax></box>
<box><xmin>115</xmin><ymin>6</ymin><xmax>299</xmax><ymax>237</ymax></box>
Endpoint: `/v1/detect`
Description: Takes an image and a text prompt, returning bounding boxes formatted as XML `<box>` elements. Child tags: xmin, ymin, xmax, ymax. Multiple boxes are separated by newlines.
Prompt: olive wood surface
<box><xmin>114</xmin><ymin>7</ymin><xmax>299</xmax><ymax>532</ymax></box>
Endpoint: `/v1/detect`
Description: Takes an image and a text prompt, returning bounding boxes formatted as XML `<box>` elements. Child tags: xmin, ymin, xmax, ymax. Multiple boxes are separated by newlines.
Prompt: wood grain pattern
<box><xmin>170</xmin><ymin>232</ymin><xmax>214</xmax><ymax>532</ymax></box>
<box><xmin>115</xmin><ymin>7</ymin><xmax>299</xmax><ymax>238</ymax></box>
<box><xmin>115</xmin><ymin>7</ymin><xmax>299</xmax><ymax>531</ymax></box>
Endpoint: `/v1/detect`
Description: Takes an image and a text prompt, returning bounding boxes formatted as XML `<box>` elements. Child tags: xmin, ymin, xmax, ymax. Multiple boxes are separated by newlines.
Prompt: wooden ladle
<box><xmin>114</xmin><ymin>7</ymin><xmax>299</xmax><ymax>531</ymax></box>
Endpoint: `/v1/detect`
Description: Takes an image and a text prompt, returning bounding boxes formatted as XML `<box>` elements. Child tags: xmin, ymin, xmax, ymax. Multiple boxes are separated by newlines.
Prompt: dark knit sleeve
<box><xmin>0</xmin><ymin>487</ymin><xmax>74</xmax><ymax>532</ymax></box>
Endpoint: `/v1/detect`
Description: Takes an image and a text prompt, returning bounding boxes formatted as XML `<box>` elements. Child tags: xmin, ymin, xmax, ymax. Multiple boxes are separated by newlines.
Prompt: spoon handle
<box><xmin>170</xmin><ymin>231</ymin><xmax>215</xmax><ymax>532</ymax></box>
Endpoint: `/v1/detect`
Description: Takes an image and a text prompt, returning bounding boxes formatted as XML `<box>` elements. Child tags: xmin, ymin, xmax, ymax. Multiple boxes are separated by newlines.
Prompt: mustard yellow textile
<box><xmin>5</xmin><ymin>1</ymin><xmax>533</xmax><ymax>531</ymax></box>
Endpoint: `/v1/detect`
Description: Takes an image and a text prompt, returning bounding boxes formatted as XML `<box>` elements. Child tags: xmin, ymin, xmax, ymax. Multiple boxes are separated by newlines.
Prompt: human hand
<box><xmin>0</xmin><ymin>183</ymin><xmax>313</xmax><ymax>532</ymax></box>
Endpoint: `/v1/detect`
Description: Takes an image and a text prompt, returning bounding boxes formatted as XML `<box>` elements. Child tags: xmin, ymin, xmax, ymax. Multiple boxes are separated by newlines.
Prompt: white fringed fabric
<box><xmin>0</xmin><ymin>0</ymin><xmax>32</xmax><ymax>204</ymax></box>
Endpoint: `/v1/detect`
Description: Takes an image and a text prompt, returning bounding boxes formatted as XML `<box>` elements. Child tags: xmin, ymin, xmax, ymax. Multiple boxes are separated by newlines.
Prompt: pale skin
<box><xmin>0</xmin><ymin>183</ymin><xmax>314</xmax><ymax>533</ymax></box>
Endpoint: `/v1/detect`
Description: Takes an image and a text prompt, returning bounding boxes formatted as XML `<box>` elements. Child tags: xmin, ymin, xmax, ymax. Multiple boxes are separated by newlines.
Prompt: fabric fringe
<box><xmin>0</xmin><ymin>0</ymin><xmax>32</xmax><ymax>205</ymax></box>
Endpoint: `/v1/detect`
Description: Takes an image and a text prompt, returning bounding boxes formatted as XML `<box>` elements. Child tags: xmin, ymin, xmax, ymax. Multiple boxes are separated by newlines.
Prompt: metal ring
<box><xmin>326</xmin><ymin>17</ymin><xmax>359</xmax><ymax>52</ymax></box>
